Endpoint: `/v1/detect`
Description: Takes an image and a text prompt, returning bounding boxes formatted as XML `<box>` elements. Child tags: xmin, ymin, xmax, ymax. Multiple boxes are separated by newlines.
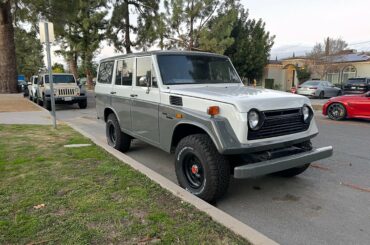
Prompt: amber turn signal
<box><xmin>207</xmin><ymin>106</ymin><xmax>220</xmax><ymax>116</ymax></box>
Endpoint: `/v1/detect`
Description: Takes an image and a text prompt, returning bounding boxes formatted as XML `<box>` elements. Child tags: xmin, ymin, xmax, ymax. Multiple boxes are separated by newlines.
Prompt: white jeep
<box><xmin>95</xmin><ymin>51</ymin><xmax>333</xmax><ymax>202</ymax></box>
<box><xmin>27</xmin><ymin>75</ymin><xmax>39</xmax><ymax>102</ymax></box>
<box><xmin>36</xmin><ymin>73</ymin><xmax>87</xmax><ymax>110</ymax></box>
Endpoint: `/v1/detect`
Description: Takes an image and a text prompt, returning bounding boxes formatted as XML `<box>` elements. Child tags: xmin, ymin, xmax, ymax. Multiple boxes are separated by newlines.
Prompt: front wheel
<box><xmin>106</xmin><ymin>113</ymin><xmax>131</xmax><ymax>152</ymax></box>
<box><xmin>175</xmin><ymin>134</ymin><xmax>230</xmax><ymax>203</ymax></box>
<box><xmin>78</xmin><ymin>99</ymin><xmax>87</xmax><ymax>109</ymax></box>
<box><xmin>43</xmin><ymin>96</ymin><xmax>51</xmax><ymax>111</ymax></box>
<box><xmin>327</xmin><ymin>103</ymin><xmax>346</xmax><ymax>120</ymax></box>
<box><xmin>274</xmin><ymin>163</ymin><xmax>310</xmax><ymax>177</ymax></box>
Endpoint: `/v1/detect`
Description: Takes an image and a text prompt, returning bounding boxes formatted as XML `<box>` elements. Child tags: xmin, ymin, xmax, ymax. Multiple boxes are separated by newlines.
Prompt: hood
<box><xmin>169</xmin><ymin>85</ymin><xmax>310</xmax><ymax>112</ymax></box>
<box><xmin>330</xmin><ymin>94</ymin><xmax>365</xmax><ymax>102</ymax></box>
<box><xmin>45</xmin><ymin>83</ymin><xmax>78</xmax><ymax>89</ymax></box>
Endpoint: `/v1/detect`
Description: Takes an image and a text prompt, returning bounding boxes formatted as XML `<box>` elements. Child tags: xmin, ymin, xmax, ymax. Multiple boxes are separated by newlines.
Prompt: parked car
<box><xmin>17</xmin><ymin>80</ymin><xmax>27</xmax><ymax>93</ymax></box>
<box><xmin>36</xmin><ymin>73</ymin><xmax>87</xmax><ymax>110</ymax></box>
<box><xmin>28</xmin><ymin>76</ymin><xmax>39</xmax><ymax>102</ymax></box>
<box><xmin>322</xmin><ymin>92</ymin><xmax>370</xmax><ymax>120</ymax></box>
<box><xmin>297</xmin><ymin>80</ymin><xmax>342</xmax><ymax>98</ymax></box>
<box><xmin>95</xmin><ymin>51</ymin><xmax>333</xmax><ymax>202</ymax></box>
<box><xmin>343</xmin><ymin>77</ymin><xmax>370</xmax><ymax>94</ymax></box>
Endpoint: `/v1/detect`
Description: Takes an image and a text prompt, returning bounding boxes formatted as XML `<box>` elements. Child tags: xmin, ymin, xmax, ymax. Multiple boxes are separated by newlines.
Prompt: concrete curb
<box><xmin>66</xmin><ymin>122</ymin><xmax>279</xmax><ymax>245</ymax></box>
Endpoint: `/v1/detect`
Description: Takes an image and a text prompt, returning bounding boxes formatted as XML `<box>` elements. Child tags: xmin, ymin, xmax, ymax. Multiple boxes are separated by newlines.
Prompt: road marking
<box><xmin>310</xmin><ymin>163</ymin><xmax>330</xmax><ymax>171</ymax></box>
<box><xmin>340</xmin><ymin>182</ymin><xmax>370</xmax><ymax>193</ymax></box>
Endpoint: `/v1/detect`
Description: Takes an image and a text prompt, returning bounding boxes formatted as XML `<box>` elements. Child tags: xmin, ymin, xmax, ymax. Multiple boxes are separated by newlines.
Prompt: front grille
<box><xmin>248</xmin><ymin>108</ymin><xmax>309</xmax><ymax>140</ymax></box>
<box><xmin>58</xmin><ymin>88</ymin><xmax>75</xmax><ymax>96</ymax></box>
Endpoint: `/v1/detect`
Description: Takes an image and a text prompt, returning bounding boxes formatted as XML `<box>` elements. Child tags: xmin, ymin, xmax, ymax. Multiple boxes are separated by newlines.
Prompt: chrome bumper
<box><xmin>233</xmin><ymin>146</ymin><xmax>333</xmax><ymax>179</ymax></box>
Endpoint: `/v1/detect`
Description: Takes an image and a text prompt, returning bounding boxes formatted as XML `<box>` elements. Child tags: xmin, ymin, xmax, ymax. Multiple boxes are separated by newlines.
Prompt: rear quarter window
<box><xmin>98</xmin><ymin>61</ymin><xmax>114</xmax><ymax>84</ymax></box>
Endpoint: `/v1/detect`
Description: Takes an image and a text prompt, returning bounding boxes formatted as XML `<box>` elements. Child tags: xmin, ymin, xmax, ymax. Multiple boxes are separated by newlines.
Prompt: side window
<box><xmin>136</xmin><ymin>57</ymin><xmax>152</xmax><ymax>87</ymax></box>
<box><xmin>98</xmin><ymin>61</ymin><xmax>114</xmax><ymax>84</ymax></box>
<box><xmin>116</xmin><ymin>58</ymin><xmax>133</xmax><ymax>86</ymax></box>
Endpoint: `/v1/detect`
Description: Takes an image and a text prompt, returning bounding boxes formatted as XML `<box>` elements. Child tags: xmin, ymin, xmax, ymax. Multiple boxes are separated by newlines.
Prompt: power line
<box><xmin>348</xmin><ymin>40</ymin><xmax>370</xmax><ymax>46</ymax></box>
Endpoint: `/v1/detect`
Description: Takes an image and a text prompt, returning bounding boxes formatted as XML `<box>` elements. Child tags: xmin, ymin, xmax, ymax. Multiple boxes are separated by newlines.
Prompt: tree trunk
<box><xmin>68</xmin><ymin>53</ymin><xmax>78</xmax><ymax>80</ymax></box>
<box><xmin>124</xmin><ymin>0</ymin><xmax>131</xmax><ymax>54</ymax></box>
<box><xmin>188</xmin><ymin>0</ymin><xmax>194</xmax><ymax>50</ymax></box>
<box><xmin>0</xmin><ymin>1</ymin><xmax>17</xmax><ymax>93</ymax></box>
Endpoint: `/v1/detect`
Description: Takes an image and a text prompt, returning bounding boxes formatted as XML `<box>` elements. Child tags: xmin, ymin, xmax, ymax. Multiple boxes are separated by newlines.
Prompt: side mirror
<box><xmin>139</xmin><ymin>76</ymin><xmax>150</xmax><ymax>87</ymax></box>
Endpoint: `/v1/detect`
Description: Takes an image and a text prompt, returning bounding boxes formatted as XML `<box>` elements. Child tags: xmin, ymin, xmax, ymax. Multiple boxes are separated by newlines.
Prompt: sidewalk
<box><xmin>0</xmin><ymin>94</ymin><xmax>51</xmax><ymax>125</ymax></box>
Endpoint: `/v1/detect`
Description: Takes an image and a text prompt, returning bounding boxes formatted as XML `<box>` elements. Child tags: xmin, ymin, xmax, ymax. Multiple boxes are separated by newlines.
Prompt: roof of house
<box><xmin>325</xmin><ymin>53</ymin><xmax>370</xmax><ymax>63</ymax></box>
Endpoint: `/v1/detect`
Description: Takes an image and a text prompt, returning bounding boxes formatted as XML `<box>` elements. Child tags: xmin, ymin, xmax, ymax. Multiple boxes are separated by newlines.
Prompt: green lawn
<box><xmin>0</xmin><ymin>125</ymin><xmax>248</xmax><ymax>244</ymax></box>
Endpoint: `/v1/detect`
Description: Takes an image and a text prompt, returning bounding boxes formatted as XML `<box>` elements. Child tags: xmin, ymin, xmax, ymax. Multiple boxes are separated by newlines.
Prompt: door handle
<box><xmin>110</xmin><ymin>91</ymin><xmax>116</xmax><ymax>95</ymax></box>
<box><xmin>130</xmin><ymin>94</ymin><xmax>138</xmax><ymax>97</ymax></box>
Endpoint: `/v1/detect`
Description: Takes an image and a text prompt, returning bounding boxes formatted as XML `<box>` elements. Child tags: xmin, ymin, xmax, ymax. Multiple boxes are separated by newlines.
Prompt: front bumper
<box><xmin>233</xmin><ymin>146</ymin><xmax>333</xmax><ymax>178</ymax></box>
<box><xmin>297</xmin><ymin>89</ymin><xmax>317</xmax><ymax>96</ymax></box>
<box><xmin>45</xmin><ymin>95</ymin><xmax>87</xmax><ymax>103</ymax></box>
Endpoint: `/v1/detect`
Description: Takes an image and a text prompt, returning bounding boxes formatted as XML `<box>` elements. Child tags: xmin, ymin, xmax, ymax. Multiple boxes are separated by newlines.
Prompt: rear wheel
<box><xmin>327</xmin><ymin>103</ymin><xmax>346</xmax><ymax>120</ymax></box>
<box><xmin>337</xmin><ymin>91</ymin><xmax>342</xmax><ymax>96</ymax></box>
<box><xmin>175</xmin><ymin>134</ymin><xmax>230</xmax><ymax>203</ymax></box>
<box><xmin>106</xmin><ymin>113</ymin><xmax>131</xmax><ymax>152</ymax></box>
<box><xmin>274</xmin><ymin>164</ymin><xmax>310</xmax><ymax>177</ymax></box>
<box><xmin>319</xmin><ymin>91</ymin><xmax>325</xmax><ymax>99</ymax></box>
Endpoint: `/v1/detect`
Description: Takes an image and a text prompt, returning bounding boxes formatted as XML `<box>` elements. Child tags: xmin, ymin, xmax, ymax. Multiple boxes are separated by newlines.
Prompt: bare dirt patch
<box><xmin>0</xmin><ymin>94</ymin><xmax>41</xmax><ymax>112</ymax></box>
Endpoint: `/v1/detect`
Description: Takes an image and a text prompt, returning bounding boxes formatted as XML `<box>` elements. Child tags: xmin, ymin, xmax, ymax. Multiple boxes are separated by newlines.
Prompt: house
<box><xmin>262</xmin><ymin>51</ymin><xmax>370</xmax><ymax>91</ymax></box>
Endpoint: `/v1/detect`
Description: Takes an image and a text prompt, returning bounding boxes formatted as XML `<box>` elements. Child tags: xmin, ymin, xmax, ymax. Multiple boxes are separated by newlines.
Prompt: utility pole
<box><xmin>40</xmin><ymin>22</ymin><xmax>57</xmax><ymax>128</ymax></box>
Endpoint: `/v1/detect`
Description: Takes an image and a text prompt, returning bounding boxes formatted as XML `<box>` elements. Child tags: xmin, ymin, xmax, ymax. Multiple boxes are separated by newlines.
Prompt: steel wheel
<box><xmin>108</xmin><ymin>123</ymin><xmax>117</xmax><ymax>145</ymax></box>
<box><xmin>327</xmin><ymin>103</ymin><xmax>346</xmax><ymax>120</ymax></box>
<box><xmin>183</xmin><ymin>154</ymin><xmax>204</xmax><ymax>189</ymax></box>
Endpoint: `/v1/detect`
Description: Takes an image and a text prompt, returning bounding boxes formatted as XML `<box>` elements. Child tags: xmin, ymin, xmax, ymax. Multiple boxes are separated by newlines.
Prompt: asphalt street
<box><xmin>55</xmin><ymin>92</ymin><xmax>370</xmax><ymax>245</ymax></box>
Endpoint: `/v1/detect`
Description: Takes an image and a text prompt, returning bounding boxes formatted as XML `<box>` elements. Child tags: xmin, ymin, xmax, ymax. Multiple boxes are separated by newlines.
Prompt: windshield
<box><xmin>303</xmin><ymin>81</ymin><xmax>320</xmax><ymax>86</ymax></box>
<box><xmin>157</xmin><ymin>55</ymin><xmax>241</xmax><ymax>85</ymax></box>
<box><xmin>45</xmin><ymin>75</ymin><xmax>75</xmax><ymax>84</ymax></box>
<box><xmin>347</xmin><ymin>79</ymin><xmax>366</xmax><ymax>85</ymax></box>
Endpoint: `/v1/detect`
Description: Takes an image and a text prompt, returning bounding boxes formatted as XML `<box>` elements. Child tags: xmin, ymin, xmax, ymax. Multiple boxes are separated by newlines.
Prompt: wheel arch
<box><xmin>170</xmin><ymin>122</ymin><xmax>220</xmax><ymax>153</ymax></box>
<box><xmin>326</xmin><ymin>101</ymin><xmax>350</xmax><ymax>118</ymax></box>
<box><xmin>104</xmin><ymin>107</ymin><xmax>120</xmax><ymax>123</ymax></box>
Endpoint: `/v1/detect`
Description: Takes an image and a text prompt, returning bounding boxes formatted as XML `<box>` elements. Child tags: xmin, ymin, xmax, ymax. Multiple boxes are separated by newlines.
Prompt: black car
<box><xmin>343</xmin><ymin>77</ymin><xmax>370</xmax><ymax>94</ymax></box>
<box><xmin>17</xmin><ymin>80</ymin><xmax>28</xmax><ymax>93</ymax></box>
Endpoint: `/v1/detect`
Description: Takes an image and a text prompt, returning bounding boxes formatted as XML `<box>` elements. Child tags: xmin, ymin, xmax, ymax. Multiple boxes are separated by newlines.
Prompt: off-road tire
<box><xmin>106</xmin><ymin>113</ymin><xmax>131</xmax><ymax>152</ymax></box>
<box><xmin>78</xmin><ymin>99</ymin><xmax>87</xmax><ymax>109</ymax></box>
<box><xmin>43</xmin><ymin>96</ymin><xmax>51</xmax><ymax>111</ymax></box>
<box><xmin>37</xmin><ymin>96</ymin><xmax>43</xmax><ymax>106</ymax></box>
<box><xmin>274</xmin><ymin>163</ymin><xmax>310</xmax><ymax>177</ymax></box>
<box><xmin>175</xmin><ymin>134</ymin><xmax>230</xmax><ymax>203</ymax></box>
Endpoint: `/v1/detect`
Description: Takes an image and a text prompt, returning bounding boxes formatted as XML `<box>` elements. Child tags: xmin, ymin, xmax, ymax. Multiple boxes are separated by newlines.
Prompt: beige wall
<box><xmin>353</xmin><ymin>62</ymin><xmax>370</xmax><ymax>77</ymax></box>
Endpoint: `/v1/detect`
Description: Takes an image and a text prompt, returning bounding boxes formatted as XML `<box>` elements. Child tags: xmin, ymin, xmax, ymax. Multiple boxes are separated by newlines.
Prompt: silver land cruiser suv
<box><xmin>36</xmin><ymin>73</ymin><xmax>87</xmax><ymax>110</ymax></box>
<box><xmin>95</xmin><ymin>51</ymin><xmax>333</xmax><ymax>202</ymax></box>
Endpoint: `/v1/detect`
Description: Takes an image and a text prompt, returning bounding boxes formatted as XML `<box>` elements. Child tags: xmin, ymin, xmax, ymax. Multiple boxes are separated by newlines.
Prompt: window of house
<box><xmin>98</xmin><ymin>61</ymin><xmax>114</xmax><ymax>84</ymax></box>
<box><xmin>116</xmin><ymin>58</ymin><xmax>133</xmax><ymax>86</ymax></box>
<box><xmin>342</xmin><ymin>65</ymin><xmax>357</xmax><ymax>85</ymax></box>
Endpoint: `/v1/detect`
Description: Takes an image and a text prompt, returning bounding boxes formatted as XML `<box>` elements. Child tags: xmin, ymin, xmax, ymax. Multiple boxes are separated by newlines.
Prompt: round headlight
<box><xmin>302</xmin><ymin>105</ymin><xmax>310</xmax><ymax>122</ymax></box>
<box><xmin>248</xmin><ymin>110</ymin><xmax>260</xmax><ymax>130</ymax></box>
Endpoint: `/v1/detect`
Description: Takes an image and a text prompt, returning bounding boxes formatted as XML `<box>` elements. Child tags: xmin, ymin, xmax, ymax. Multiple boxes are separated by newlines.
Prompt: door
<box><xmin>350</xmin><ymin>95</ymin><xmax>370</xmax><ymax>117</ymax></box>
<box><xmin>111</xmin><ymin>58</ymin><xmax>134</xmax><ymax>131</ymax></box>
<box><xmin>95</xmin><ymin>61</ymin><xmax>115</xmax><ymax>119</ymax></box>
<box><xmin>130</xmin><ymin>56</ymin><xmax>160</xmax><ymax>144</ymax></box>
<box><xmin>326</xmin><ymin>82</ymin><xmax>337</xmax><ymax>97</ymax></box>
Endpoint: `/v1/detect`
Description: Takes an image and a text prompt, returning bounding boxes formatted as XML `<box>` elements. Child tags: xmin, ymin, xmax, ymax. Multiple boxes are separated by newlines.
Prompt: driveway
<box><xmin>55</xmin><ymin>92</ymin><xmax>370</xmax><ymax>245</ymax></box>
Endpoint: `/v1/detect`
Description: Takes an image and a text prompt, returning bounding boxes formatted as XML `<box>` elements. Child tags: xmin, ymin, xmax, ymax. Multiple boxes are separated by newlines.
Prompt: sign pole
<box><xmin>44</xmin><ymin>22</ymin><xmax>57</xmax><ymax>129</ymax></box>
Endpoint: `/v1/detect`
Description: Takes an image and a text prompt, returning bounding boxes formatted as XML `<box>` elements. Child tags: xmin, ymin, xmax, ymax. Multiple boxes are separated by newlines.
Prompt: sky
<box><xmin>243</xmin><ymin>0</ymin><xmax>370</xmax><ymax>58</ymax></box>
<box><xmin>49</xmin><ymin>0</ymin><xmax>370</xmax><ymax>66</ymax></box>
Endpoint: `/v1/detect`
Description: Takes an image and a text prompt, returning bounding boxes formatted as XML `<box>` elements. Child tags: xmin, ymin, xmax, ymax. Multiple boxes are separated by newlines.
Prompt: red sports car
<box><xmin>322</xmin><ymin>92</ymin><xmax>370</xmax><ymax>120</ymax></box>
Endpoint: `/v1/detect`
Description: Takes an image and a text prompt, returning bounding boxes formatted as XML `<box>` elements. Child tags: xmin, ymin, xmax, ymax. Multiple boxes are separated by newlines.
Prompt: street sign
<box><xmin>39</xmin><ymin>22</ymin><xmax>55</xmax><ymax>43</ymax></box>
